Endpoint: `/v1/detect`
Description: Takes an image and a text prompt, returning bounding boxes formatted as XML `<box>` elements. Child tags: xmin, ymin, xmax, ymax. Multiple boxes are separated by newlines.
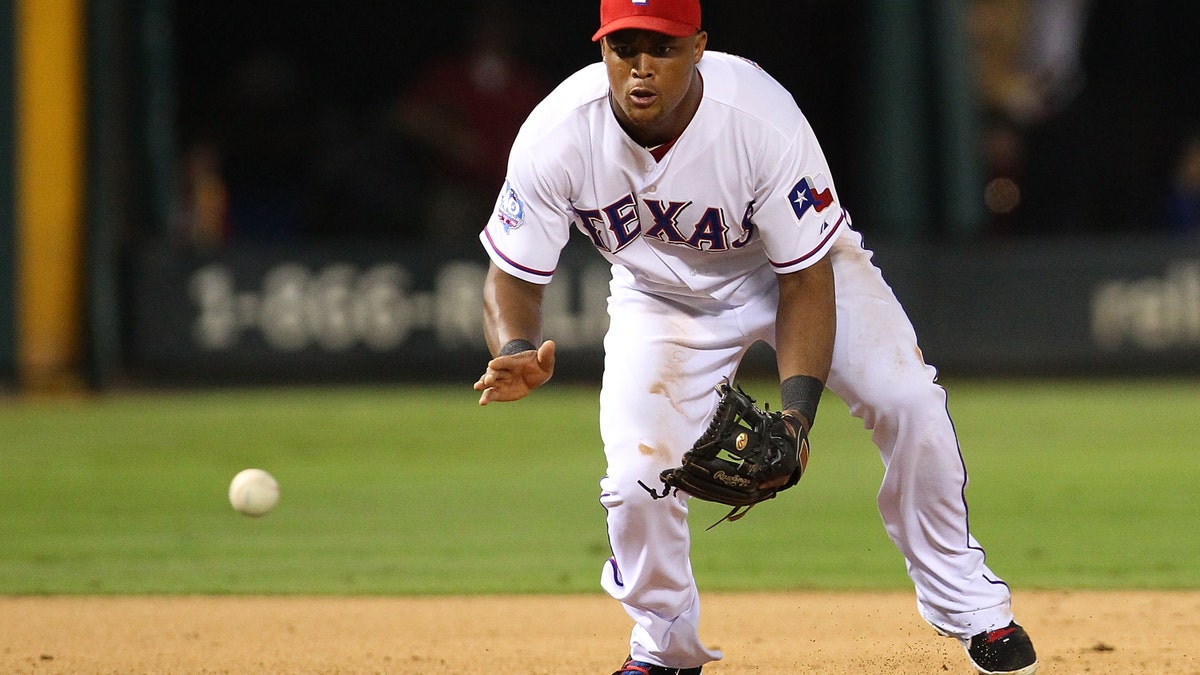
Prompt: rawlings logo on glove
<box><xmin>713</xmin><ymin>471</ymin><xmax>753</xmax><ymax>488</ymax></box>
<box><xmin>660</xmin><ymin>382</ymin><xmax>809</xmax><ymax>527</ymax></box>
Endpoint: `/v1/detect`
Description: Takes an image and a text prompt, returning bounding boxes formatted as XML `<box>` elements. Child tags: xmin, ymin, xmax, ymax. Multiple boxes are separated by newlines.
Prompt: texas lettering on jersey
<box><xmin>572</xmin><ymin>194</ymin><xmax>756</xmax><ymax>253</ymax></box>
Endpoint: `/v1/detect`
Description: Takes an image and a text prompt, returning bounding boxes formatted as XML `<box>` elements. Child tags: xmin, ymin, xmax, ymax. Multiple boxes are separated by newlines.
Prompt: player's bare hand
<box><xmin>474</xmin><ymin>340</ymin><xmax>556</xmax><ymax>405</ymax></box>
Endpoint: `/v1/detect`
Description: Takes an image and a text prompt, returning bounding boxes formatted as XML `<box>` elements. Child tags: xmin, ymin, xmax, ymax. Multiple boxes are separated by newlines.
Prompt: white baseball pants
<box><xmin>597</xmin><ymin>229</ymin><xmax>1014</xmax><ymax>669</ymax></box>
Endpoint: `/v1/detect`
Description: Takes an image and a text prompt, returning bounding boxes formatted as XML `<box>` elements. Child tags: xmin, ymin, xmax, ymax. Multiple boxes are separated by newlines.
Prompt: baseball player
<box><xmin>473</xmin><ymin>1</ymin><xmax>1039</xmax><ymax>673</ymax></box>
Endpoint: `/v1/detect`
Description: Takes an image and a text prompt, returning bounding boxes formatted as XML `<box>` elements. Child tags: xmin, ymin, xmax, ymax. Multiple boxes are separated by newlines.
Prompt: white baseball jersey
<box><xmin>480</xmin><ymin>51</ymin><xmax>848</xmax><ymax>305</ymax></box>
<box><xmin>480</xmin><ymin>49</ymin><xmax>1017</xmax><ymax>670</ymax></box>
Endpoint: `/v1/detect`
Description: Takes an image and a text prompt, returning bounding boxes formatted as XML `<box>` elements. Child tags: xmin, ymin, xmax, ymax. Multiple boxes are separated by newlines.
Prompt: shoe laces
<box><xmin>614</xmin><ymin>661</ymin><xmax>652</xmax><ymax>675</ymax></box>
<box><xmin>983</xmin><ymin>625</ymin><xmax>1019</xmax><ymax>644</ymax></box>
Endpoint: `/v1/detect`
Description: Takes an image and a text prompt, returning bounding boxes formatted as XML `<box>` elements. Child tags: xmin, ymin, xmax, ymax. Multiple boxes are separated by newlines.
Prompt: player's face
<box><xmin>602</xmin><ymin>29</ymin><xmax>707</xmax><ymax>147</ymax></box>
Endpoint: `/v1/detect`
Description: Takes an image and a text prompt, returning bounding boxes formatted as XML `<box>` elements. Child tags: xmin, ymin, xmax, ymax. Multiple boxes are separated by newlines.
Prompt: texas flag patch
<box><xmin>788</xmin><ymin>175</ymin><xmax>835</xmax><ymax>221</ymax></box>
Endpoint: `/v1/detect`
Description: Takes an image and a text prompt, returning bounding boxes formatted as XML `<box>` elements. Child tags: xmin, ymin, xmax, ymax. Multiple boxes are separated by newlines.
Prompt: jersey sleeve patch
<box><xmin>788</xmin><ymin>174</ymin><xmax>835</xmax><ymax>222</ymax></box>
<box><xmin>494</xmin><ymin>181</ymin><xmax>526</xmax><ymax>232</ymax></box>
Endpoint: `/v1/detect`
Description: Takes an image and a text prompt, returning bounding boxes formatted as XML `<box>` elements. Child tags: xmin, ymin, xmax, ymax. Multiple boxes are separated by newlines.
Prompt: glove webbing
<box><xmin>704</xmin><ymin>387</ymin><xmax>776</xmax><ymax>529</ymax></box>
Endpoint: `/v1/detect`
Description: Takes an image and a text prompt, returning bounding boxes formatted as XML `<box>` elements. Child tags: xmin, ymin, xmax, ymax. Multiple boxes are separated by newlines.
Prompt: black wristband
<box><xmin>781</xmin><ymin>374</ymin><xmax>824</xmax><ymax>428</ymax></box>
<box><xmin>499</xmin><ymin>338</ymin><xmax>537</xmax><ymax>356</ymax></box>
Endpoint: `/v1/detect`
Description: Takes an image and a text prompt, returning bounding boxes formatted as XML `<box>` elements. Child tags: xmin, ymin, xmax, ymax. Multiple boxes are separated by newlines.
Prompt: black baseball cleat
<box><xmin>612</xmin><ymin>657</ymin><xmax>702</xmax><ymax>675</ymax></box>
<box><xmin>964</xmin><ymin>622</ymin><xmax>1039</xmax><ymax>674</ymax></box>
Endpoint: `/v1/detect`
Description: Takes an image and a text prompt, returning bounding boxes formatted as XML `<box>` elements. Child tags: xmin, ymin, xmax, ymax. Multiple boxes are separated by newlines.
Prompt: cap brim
<box><xmin>592</xmin><ymin>16</ymin><xmax>698</xmax><ymax>41</ymax></box>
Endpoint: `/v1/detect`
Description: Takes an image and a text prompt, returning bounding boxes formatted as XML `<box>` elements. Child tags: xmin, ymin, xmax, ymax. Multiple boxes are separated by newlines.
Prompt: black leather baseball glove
<box><xmin>660</xmin><ymin>382</ymin><xmax>809</xmax><ymax>526</ymax></box>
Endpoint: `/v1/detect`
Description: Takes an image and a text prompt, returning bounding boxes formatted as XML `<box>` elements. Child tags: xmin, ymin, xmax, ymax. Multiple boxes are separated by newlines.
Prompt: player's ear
<box><xmin>692</xmin><ymin>31</ymin><xmax>707</xmax><ymax>62</ymax></box>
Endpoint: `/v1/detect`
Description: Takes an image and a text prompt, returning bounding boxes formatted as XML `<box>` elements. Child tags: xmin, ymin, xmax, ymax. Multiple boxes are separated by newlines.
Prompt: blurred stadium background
<box><xmin>2</xmin><ymin>0</ymin><xmax>1199</xmax><ymax>394</ymax></box>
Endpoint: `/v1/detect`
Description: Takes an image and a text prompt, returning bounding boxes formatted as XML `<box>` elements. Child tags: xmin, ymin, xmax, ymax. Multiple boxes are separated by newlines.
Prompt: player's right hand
<box><xmin>474</xmin><ymin>340</ymin><xmax>556</xmax><ymax>405</ymax></box>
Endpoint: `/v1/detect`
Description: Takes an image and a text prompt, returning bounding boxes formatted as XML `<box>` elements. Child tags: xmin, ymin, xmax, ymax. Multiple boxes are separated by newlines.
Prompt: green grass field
<box><xmin>2</xmin><ymin>378</ymin><xmax>1198</xmax><ymax>595</ymax></box>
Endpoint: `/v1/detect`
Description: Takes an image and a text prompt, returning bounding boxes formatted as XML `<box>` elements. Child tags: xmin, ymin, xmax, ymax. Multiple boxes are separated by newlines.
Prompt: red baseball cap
<box><xmin>592</xmin><ymin>0</ymin><xmax>702</xmax><ymax>42</ymax></box>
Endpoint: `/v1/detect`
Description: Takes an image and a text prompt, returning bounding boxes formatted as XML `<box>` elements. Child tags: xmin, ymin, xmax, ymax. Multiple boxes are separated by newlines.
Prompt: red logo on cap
<box><xmin>593</xmin><ymin>0</ymin><xmax>702</xmax><ymax>42</ymax></box>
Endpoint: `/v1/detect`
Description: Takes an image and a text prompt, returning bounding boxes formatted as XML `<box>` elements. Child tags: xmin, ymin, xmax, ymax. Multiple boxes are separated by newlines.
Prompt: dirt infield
<box><xmin>1</xmin><ymin>591</ymin><xmax>1197</xmax><ymax>674</ymax></box>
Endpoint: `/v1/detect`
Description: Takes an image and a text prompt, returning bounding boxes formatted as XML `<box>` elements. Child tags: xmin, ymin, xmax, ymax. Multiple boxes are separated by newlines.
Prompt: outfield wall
<box><xmin>126</xmin><ymin>234</ymin><xmax>1200</xmax><ymax>384</ymax></box>
<box><xmin>5</xmin><ymin>3</ymin><xmax>1197</xmax><ymax>389</ymax></box>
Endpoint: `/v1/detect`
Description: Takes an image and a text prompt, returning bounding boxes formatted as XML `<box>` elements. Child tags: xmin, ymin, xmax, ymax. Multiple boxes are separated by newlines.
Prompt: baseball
<box><xmin>228</xmin><ymin>468</ymin><xmax>280</xmax><ymax>516</ymax></box>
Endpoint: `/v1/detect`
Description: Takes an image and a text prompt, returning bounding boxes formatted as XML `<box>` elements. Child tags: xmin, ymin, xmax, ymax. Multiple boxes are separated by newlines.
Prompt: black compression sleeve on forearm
<box><xmin>498</xmin><ymin>338</ymin><xmax>537</xmax><ymax>356</ymax></box>
<box><xmin>781</xmin><ymin>374</ymin><xmax>824</xmax><ymax>428</ymax></box>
